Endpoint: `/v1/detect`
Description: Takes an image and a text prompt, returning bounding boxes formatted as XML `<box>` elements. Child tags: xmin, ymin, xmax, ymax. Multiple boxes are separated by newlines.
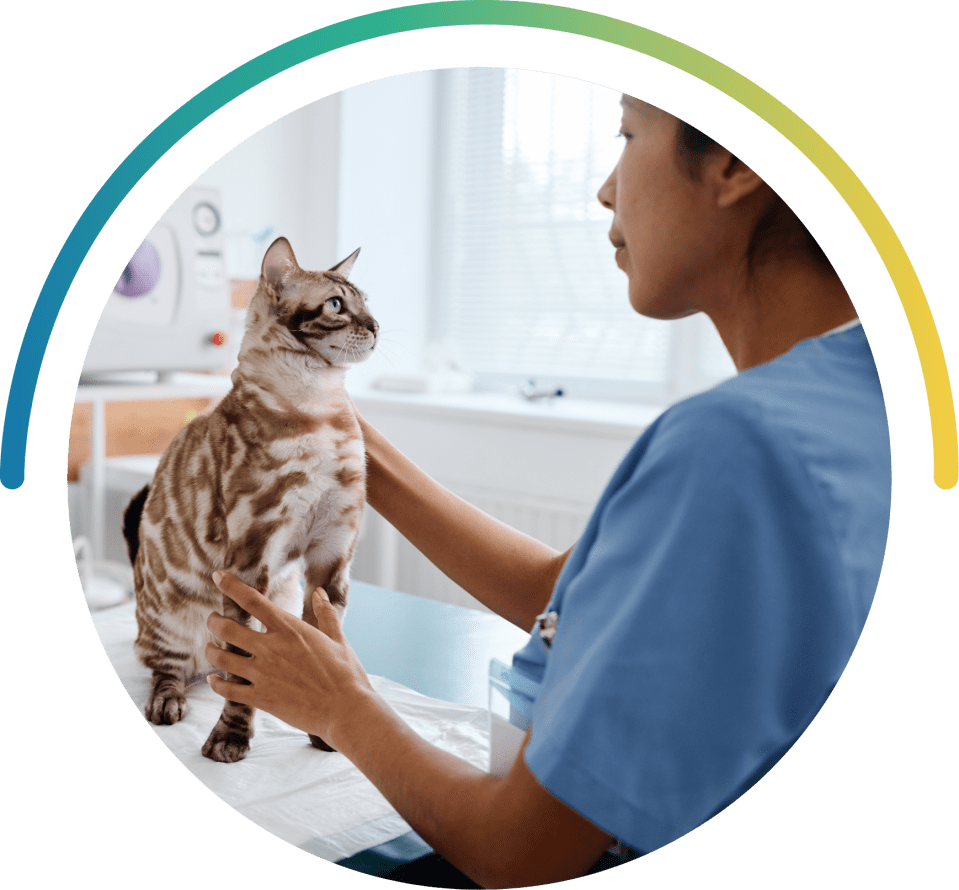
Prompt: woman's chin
<box><xmin>627</xmin><ymin>285</ymin><xmax>698</xmax><ymax>321</ymax></box>
<box><xmin>627</xmin><ymin>288</ymin><xmax>672</xmax><ymax>320</ymax></box>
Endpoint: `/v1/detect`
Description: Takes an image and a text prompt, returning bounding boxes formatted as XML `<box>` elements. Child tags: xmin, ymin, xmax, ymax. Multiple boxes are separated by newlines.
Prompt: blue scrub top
<box><xmin>512</xmin><ymin>322</ymin><xmax>891</xmax><ymax>854</ymax></box>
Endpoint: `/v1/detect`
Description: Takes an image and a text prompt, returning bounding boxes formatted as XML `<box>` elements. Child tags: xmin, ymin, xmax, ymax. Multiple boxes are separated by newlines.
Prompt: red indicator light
<box><xmin>210</xmin><ymin>331</ymin><xmax>227</xmax><ymax>347</ymax></box>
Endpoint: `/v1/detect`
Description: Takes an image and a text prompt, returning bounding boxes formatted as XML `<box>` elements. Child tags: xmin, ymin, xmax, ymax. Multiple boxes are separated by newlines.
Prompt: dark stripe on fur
<box><xmin>122</xmin><ymin>485</ymin><xmax>150</xmax><ymax>565</ymax></box>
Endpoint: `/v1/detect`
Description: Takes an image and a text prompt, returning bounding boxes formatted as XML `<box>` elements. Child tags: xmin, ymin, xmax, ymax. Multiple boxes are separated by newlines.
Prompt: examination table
<box><xmin>91</xmin><ymin>580</ymin><xmax>530</xmax><ymax>876</ymax></box>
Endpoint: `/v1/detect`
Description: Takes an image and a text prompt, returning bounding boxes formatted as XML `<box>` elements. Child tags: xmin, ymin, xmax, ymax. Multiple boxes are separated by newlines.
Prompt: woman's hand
<box><xmin>351</xmin><ymin>405</ymin><xmax>568</xmax><ymax>630</ymax></box>
<box><xmin>205</xmin><ymin>571</ymin><xmax>377</xmax><ymax>751</ymax></box>
<box><xmin>205</xmin><ymin>573</ymin><xmax>611</xmax><ymax>886</ymax></box>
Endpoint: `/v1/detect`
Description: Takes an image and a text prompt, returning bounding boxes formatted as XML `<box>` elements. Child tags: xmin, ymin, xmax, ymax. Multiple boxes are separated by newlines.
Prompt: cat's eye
<box><xmin>326</xmin><ymin>297</ymin><xmax>342</xmax><ymax>312</ymax></box>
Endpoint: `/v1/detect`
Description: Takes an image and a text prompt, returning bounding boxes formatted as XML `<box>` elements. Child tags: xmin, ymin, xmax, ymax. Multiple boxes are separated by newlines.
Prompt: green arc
<box><xmin>1</xmin><ymin>1</ymin><xmax>953</xmax><ymax>488</ymax></box>
<box><xmin>513</xmin><ymin>4</ymin><xmax>959</xmax><ymax>490</ymax></box>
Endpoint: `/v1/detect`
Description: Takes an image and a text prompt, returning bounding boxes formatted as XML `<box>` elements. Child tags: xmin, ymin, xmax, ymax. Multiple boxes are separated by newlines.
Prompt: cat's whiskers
<box><xmin>366</xmin><ymin>332</ymin><xmax>399</xmax><ymax>368</ymax></box>
<box><xmin>370</xmin><ymin>347</ymin><xmax>398</xmax><ymax>369</ymax></box>
<box><xmin>333</xmin><ymin>341</ymin><xmax>351</xmax><ymax>366</ymax></box>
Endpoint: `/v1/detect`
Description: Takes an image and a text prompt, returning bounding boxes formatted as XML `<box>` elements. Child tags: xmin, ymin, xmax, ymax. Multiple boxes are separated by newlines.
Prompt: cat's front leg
<box><xmin>135</xmin><ymin>583</ymin><xmax>190</xmax><ymax>725</ymax></box>
<box><xmin>202</xmin><ymin>587</ymin><xmax>258</xmax><ymax>763</ymax></box>
<box><xmin>302</xmin><ymin>556</ymin><xmax>350</xmax><ymax>625</ymax></box>
<box><xmin>145</xmin><ymin>667</ymin><xmax>188</xmax><ymax>725</ymax></box>
<box><xmin>302</xmin><ymin>557</ymin><xmax>351</xmax><ymax>753</ymax></box>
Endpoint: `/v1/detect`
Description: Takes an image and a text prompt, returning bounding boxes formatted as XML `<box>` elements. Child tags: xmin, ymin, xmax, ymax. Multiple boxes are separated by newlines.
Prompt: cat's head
<box><xmin>244</xmin><ymin>237</ymin><xmax>378</xmax><ymax>369</ymax></box>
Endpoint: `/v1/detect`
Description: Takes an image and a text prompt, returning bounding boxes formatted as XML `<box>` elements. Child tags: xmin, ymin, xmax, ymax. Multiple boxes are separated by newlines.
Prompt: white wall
<box><xmin>192</xmin><ymin>93</ymin><xmax>340</xmax><ymax>278</ymax></box>
<box><xmin>190</xmin><ymin>71</ymin><xmax>437</xmax><ymax>391</ymax></box>
<box><xmin>336</xmin><ymin>71</ymin><xmax>436</xmax><ymax>390</ymax></box>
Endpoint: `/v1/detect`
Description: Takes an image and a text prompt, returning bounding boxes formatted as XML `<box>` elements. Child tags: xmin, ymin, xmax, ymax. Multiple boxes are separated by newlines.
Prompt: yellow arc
<box><xmin>608</xmin><ymin>13</ymin><xmax>957</xmax><ymax>489</ymax></box>
<box><xmin>1</xmin><ymin>2</ymin><xmax>954</xmax><ymax>488</ymax></box>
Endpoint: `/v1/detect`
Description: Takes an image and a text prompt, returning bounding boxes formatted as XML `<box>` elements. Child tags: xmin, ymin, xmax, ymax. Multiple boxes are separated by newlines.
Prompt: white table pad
<box><xmin>91</xmin><ymin>600</ymin><xmax>491</xmax><ymax>861</ymax></box>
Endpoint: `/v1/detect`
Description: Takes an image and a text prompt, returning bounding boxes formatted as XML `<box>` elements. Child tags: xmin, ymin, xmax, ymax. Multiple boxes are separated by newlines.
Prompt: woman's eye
<box><xmin>327</xmin><ymin>297</ymin><xmax>342</xmax><ymax>312</ymax></box>
<box><xmin>617</xmin><ymin>130</ymin><xmax>632</xmax><ymax>141</ymax></box>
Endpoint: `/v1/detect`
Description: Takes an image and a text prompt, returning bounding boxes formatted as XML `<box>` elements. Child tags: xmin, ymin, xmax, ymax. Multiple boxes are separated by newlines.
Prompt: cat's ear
<box><xmin>261</xmin><ymin>237</ymin><xmax>299</xmax><ymax>297</ymax></box>
<box><xmin>328</xmin><ymin>247</ymin><xmax>360</xmax><ymax>280</ymax></box>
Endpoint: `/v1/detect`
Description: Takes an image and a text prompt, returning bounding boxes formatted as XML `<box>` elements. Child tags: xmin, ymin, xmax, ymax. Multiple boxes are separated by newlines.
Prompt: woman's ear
<box><xmin>704</xmin><ymin>151</ymin><xmax>766</xmax><ymax>209</ymax></box>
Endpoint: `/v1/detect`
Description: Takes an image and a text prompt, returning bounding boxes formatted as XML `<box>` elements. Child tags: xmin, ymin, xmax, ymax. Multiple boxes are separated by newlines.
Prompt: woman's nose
<box><xmin>597</xmin><ymin>167</ymin><xmax>616</xmax><ymax>210</ymax></box>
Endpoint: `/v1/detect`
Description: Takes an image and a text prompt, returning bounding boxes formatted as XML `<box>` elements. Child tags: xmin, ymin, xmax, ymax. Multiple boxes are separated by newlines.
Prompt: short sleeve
<box><xmin>522</xmin><ymin>393</ymin><xmax>866</xmax><ymax>853</ymax></box>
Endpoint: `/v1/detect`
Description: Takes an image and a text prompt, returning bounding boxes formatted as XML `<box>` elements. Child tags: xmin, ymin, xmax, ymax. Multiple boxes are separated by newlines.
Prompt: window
<box><xmin>431</xmin><ymin>68</ymin><xmax>734</xmax><ymax>404</ymax></box>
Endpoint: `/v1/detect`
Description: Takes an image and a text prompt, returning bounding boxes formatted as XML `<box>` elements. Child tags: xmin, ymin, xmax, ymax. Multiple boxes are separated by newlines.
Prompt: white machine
<box><xmin>76</xmin><ymin>186</ymin><xmax>235</xmax><ymax>608</ymax></box>
<box><xmin>82</xmin><ymin>185</ymin><xmax>232</xmax><ymax>376</ymax></box>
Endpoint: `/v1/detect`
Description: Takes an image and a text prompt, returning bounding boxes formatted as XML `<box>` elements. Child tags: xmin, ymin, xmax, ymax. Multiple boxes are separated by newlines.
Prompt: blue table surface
<box><xmin>336</xmin><ymin>581</ymin><xmax>532</xmax><ymax>874</ymax></box>
<box><xmin>342</xmin><ymin>580</ymin><xmax>531</xmax><ymax>709</ymax></box>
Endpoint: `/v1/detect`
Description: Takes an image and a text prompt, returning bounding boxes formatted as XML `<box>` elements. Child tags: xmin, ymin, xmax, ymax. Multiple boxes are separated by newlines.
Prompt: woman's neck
<box><xmin>707</xmin><ymin>258</ymin><xmax>858</xmax><ymax>372</ymax></box>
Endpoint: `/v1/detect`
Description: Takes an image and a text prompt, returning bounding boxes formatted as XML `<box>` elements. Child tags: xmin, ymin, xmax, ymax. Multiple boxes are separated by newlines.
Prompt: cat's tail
<box><xmin>122</xmin><ymin>485</ymin><xmax>150</xmax><ymax>566</ymax></box>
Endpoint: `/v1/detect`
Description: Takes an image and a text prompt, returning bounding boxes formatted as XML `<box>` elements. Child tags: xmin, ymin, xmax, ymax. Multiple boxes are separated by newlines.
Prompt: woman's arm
<box><xmin>359</xmin><ymin>411</ymin><xmax>570</xmax><ymax>631</ymax></box>
<box><xmin>206</xmin><ymin>573</ymin><xmax>613</xmax><ymax>888</ymax></box>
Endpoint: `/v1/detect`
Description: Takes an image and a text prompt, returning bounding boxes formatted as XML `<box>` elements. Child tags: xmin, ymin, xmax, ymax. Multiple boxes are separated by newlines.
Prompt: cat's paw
<box><xmin>309</xmin><ymin>733</ymin><xmax>336</xmax><ymax>753</ymax></box>
<box><xmin>145</xmin><ymin>690</ymin><xmax>186</xmax><ymax>725</ymax></box>
<box><xmin>202</xmin><ymin>725</ymin><xmax>252</xmax><ymax>763</ymax></box>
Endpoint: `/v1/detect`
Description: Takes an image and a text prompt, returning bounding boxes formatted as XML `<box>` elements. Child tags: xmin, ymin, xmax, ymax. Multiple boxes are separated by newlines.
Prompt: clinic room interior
<box><xmin>69</xmin><ymin>67</ymin><xmax>735</xmax><ymax>617</ymax></box>
<box><xmin>49</xmin><ymin>39</ymin><xmax>898</xmax><ymax>880</ymax></box>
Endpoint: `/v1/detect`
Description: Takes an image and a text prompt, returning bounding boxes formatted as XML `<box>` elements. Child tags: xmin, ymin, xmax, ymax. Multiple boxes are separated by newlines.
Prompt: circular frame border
<box><xmin>0</xmin><ymin>0</ymin><xmax>959</xmax><ymax>490</ymax></box>
<box><xmin>2</xmin><ymin>0</ymin><xmax>954</xmax><ymax>488</ymax></box>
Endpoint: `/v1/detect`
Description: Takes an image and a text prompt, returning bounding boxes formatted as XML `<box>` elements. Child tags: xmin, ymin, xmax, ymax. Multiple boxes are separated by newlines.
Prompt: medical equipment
<box><xmin>82</xmin><ymin>186</ymin><xmax>232</xmax><ymax>376</ymax></box>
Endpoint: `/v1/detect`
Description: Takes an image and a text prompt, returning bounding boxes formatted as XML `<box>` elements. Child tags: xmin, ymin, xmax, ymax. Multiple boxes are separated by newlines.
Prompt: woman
<box><xmin>204</xmin><ymin>96</ymin><xmax>890</xmax><ymax>887</ymax></box>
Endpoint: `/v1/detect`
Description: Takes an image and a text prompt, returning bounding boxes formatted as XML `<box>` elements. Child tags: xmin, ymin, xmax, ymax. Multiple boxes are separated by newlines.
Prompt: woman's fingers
<box><xmin>206</xmin><ymin>610</ymin><xmax>262</xmax><ymax>651</ymax></box>
<box><xmin>311</xmin><ymin>588</ymin><xmax>344</xmax><ymax>640</ymax></box>
<box><xmin>207</xmin><ymin>671</ymin><xmax>255</xmax><ymax>705</ymax></box>
<box><xmin>212</xmin><ymin>571</ymin><xmax>286</xmax><ymax>627</ymax></box>
<box><xmin>203</xmin><ymin>580</ymin><xmax>374</xmax><ymax>745</ymax></box>
<box><xmin>205</xmin><ymin>641</ymin><xmax>254</xmax><ymax>680</ymax></box>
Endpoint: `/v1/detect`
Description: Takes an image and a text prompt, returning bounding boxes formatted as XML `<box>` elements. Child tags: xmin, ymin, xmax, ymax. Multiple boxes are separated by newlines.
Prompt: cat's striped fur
<box><xmin>123</xmin><ymin>237</ymin><xmax>377</xmax><ymax>762</ymax></box>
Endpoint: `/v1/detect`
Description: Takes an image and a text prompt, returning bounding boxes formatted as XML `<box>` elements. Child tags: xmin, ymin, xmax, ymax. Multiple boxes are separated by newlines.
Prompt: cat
<box><xmin>122</xmin><ymin>236</ymin><xmax>377</xmax><ymax>762</ymax></box>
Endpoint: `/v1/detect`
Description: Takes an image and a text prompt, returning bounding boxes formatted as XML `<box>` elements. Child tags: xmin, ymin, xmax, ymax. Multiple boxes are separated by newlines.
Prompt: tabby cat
<box><xmin>122</xmin><ymin>236</ymin><xmax>377</xmax><ymax>762</ymax></box>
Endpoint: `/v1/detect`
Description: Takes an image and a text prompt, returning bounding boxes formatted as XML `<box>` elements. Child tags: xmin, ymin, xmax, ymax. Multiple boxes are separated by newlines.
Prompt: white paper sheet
<box><xmin>91</xmin><ymin>600</ymin><xmax>490</xmax><ymax>861</ymax></box>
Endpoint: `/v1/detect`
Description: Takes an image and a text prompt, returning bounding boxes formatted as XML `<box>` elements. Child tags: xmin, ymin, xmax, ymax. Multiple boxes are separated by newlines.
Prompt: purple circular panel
<box><xmin>115</xmin><ymin>239</ymin><xmax>161</xmax><ymax>297</ymax></box>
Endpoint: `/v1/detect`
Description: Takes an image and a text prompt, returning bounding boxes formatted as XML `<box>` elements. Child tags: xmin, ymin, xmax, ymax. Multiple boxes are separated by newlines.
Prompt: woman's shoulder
<box><xmin>646</xmin><ymin>373</ymin><xmax>792</xmax><ymax>467</ymax></box>
<box><xmin>629</xmin><ymin>324</ymin><xmax>888</xmax><ymax>509</ymax></box>
<box><xmin>659</xmin><ymin>324</ymin><xmax>883</xmax><ymax>444</ymax></box>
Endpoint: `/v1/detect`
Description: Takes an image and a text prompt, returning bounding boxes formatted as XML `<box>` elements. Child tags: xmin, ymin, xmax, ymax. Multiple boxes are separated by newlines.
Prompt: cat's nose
<box><xmin>367</xmin><ymin>320</ymin><xmax>378</xmax><ymax>334</ymax></box>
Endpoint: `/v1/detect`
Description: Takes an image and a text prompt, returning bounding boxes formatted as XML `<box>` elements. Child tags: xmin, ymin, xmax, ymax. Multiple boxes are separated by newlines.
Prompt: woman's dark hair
<box><xmin>675</xmin><ymin>121</ymin><xmax>834</xmax><ymax>274</ymax></box>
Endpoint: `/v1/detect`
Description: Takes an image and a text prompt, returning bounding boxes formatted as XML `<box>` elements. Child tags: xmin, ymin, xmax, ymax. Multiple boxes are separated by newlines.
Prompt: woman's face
<box><xmin>598</xmin><ymin>97</ymin><xmax>725</xmax><ymax>320</ymax></box>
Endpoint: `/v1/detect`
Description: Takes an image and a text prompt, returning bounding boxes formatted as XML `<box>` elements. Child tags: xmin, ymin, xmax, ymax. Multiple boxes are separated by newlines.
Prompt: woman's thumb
<box><xmin>312</xmin><ymin>587</ymin><xmax>343</xmax><ymax>638</ymax></box>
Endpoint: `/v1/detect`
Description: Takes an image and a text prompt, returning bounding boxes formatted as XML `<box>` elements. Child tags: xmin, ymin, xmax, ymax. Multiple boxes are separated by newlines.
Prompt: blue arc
<box><xmin>3</xmin><ymin>1</ymin><xmax>951</xmax><ymax>489</ymax></box>
<box><xmin>0</xmin><ymin>12</ymin><xmax>403</xmax><ymax>490</ymax></box>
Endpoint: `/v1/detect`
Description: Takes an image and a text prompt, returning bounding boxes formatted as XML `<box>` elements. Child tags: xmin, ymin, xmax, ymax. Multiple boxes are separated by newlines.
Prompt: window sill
<box><xmin>350</xmin><ymin>387</ymin><xmax>664</xmax><ymax>438</ymax></box>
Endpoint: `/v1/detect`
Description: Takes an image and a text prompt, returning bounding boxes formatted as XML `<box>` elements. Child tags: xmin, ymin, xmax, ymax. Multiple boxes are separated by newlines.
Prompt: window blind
<box><xmin>432</xmin><ymin>68</ymin><xmax>734</xmax><ymax>402</ymax></box>
<box><xmin>432</xmin><ymin>68</ymin><xmax>670</xmax><ymax>398</ymax></box>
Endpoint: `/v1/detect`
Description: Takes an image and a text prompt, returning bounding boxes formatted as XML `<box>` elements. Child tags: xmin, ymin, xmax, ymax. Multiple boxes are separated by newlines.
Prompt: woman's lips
<box><xmin>609</xmin><ymin>232</ymin><xmax>626</xmax><ymax>269</ymax></box>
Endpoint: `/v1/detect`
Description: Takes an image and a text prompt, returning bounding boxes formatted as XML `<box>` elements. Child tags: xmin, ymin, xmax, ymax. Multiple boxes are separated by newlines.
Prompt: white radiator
<box><xmin>373</xmin><ymin>486</ymin><xmax>593</xmax><ymax>614</ymax></box>
<box><xmin>350</xmin><ymin>390</ymin><xmax>657</xmax><ymax>612</ymax></box>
